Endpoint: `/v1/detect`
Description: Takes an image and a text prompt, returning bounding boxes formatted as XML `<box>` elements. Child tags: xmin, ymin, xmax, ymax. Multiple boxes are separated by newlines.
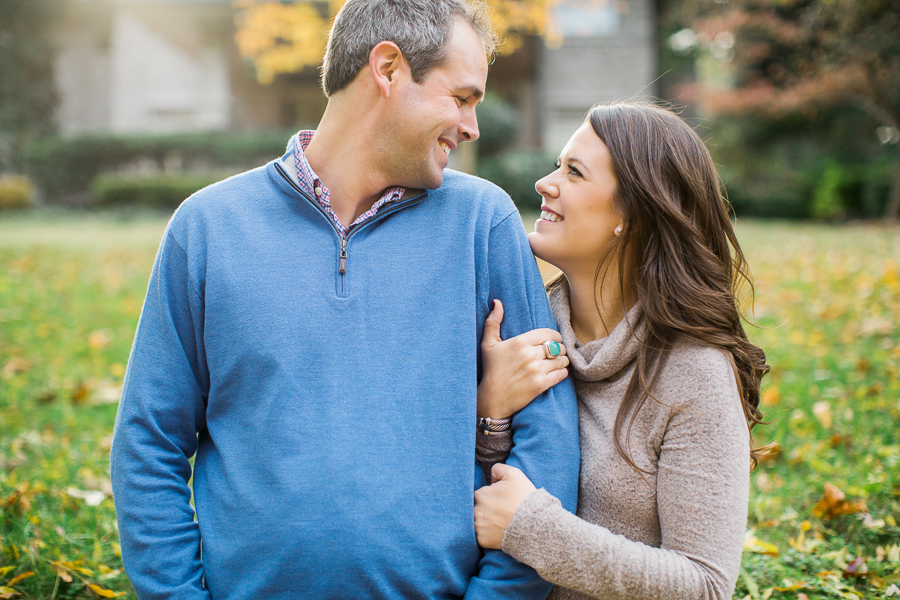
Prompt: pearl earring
<box><xmin>614</xmin><ymin>225</ymin><xmax>623</xmax><ymax>236</ymax></box>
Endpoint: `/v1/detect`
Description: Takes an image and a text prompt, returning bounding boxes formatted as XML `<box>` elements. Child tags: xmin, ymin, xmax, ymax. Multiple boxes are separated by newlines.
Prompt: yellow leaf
<box><xmin>87</xmin><ymin>328</ymin><xmax>114</xmax><ymax>350</ymax></box>
<box><xmin>811</xmin><ymin>483</ymin><xmax>867</xmax><ymax>519</ymax></box>
<box><xmin>743</xmin><ymin>531</ymin><xmax>780</xmax><ymax>556</ymax></box>
<box><xmin>5</xmin><ymin>572</ymin><xmax>33</xmax><ymax>587</ymax></box>
<box><xmin>87</xmin><ymin>583</ymin><xmax>126</xmax><ymax>597</ymax></box>
<box><xmin>0</xmin><ymin>586</ymin><xmax>19</xmax><ymax>599</ymax></box>
<box><xmin>774</xmin><ymin>582</ymin><xmax>808</xmax><ymax>591</ymax></box>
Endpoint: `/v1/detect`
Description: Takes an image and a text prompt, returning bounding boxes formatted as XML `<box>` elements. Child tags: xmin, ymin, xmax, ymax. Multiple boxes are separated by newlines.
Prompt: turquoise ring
<box><xmin>542</xmin><ymin>340</ymin><xmax>562</xmax><ymax>359</ymax></box>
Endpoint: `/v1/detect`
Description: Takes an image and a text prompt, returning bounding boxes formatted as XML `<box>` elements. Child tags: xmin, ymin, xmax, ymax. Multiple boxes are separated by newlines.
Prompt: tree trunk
<box><xmin>887</xmin><ymin>150</ymin><xmax>900</xmax><ymax>222</ymax></box>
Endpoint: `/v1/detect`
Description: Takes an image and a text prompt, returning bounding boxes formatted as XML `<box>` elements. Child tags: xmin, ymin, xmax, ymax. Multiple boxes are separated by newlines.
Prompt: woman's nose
<box><xmin>535</xmin><ymin>174</ymin><xmax>557</xmax><ymax>198</ymax></box>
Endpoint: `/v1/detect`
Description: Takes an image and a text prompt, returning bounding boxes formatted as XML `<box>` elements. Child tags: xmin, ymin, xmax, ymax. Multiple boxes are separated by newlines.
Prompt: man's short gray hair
<box><xmin>321</xmin><ymin>0</ymin><xmax>497</xmax><ymax>97</ymax></box>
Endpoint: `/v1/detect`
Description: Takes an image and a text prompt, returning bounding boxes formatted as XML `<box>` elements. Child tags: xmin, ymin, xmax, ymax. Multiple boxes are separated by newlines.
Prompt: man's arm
<box><xmin>110</xmin><ymin>225</ymin><xmax>211</xmax><ymax>600</ymax></box>
<box><xmin>466</xmin><ymin>211</ymin><xmax>581</xmax><ymax>599</ymax></box>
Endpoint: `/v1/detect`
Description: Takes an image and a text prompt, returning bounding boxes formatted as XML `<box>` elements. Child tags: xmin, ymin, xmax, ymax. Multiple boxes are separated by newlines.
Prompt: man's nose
<box><xmin>460</xmin><ymin>107</ymin><xmax>480</xmax><ymax>141</ymax></box>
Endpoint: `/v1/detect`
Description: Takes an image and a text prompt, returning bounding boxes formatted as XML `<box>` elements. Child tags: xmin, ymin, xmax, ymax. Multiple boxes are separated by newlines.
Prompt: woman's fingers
<box><xmin>481</xmin><ymin>299</ymin><xmax>505</xmax><ymax>349</ymax></box>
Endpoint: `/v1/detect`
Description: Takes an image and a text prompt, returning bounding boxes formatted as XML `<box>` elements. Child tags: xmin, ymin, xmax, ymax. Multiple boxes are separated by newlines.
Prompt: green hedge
<box><xmin>478</xmin><ymin>149</ymin><xmax>554</xmax><ymax>212</ymax></box>
<box><xmin>22</xmin><ymin>130</ymin><xmax>293</xmax><ymax>201</ymax></box>
<box><xmin>473</xmin><ymin>95</ymin><xmax>520</xmax><ymax>156</ymax></box>
<box><xmin>707</xmin><ymin>109</ymin><xmax>896</xmax><ymax>220</ymax></box>
<box><xmin>91</xmin><ymin>172</ymin><xmax>233</xmax><ymax>209</ymax></box>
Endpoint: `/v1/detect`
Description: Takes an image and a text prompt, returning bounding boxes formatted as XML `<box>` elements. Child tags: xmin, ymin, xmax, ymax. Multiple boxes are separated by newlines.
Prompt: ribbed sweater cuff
<box><xmin>502</xmin><ymin>488</ymin><xmax>570</xmax><ymax>570</ymax></box>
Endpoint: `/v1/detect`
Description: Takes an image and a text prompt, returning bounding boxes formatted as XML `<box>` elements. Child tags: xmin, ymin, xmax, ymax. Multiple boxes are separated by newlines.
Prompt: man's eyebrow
<box><xmin>457</xmin><ymin>86</ymin><xmax>485</xmax><ymax>103</ymax></box>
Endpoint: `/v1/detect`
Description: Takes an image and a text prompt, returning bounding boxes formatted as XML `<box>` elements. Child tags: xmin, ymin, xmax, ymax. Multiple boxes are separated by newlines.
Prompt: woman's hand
<box><xmin>473</xmin><ymin>463</ymin><xmax>538</xmax><ymax>549</ymax></box>
<box><xmin>478</xmin><ymin>299</ymin><xmax>570</xmax><ymax>419</ymax></box>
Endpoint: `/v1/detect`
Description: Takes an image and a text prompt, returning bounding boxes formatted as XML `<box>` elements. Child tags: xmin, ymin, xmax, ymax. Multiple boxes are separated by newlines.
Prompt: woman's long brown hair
<box><xmin>547</xmin><ymin>102</ymin><xmax>770</xmax><ymax>470</ymax></box>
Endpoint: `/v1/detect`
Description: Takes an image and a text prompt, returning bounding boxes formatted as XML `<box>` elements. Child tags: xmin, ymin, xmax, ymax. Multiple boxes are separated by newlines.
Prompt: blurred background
<box><xmin>1</xmin><ymin>0</ymin><xmax>897</xmax><ymax>218</ymax></box>
<box><xmin>1</xmin><ymin>1</ymin><xmax>898</xmax><ymax>599</ymax></box>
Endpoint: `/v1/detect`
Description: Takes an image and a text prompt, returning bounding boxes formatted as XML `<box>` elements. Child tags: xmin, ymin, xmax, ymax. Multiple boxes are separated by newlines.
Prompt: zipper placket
<box><xmin>274</xmin><ymin>162</ymin><xmax>427</xmax><ymax>277</ymax></box>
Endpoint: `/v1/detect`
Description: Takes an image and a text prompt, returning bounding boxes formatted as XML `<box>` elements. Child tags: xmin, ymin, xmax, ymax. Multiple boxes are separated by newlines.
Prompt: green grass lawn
<box><xmin>1</xmin><ymin>211</ymin><xmax>899</xmax><ymax>599</ymax></box>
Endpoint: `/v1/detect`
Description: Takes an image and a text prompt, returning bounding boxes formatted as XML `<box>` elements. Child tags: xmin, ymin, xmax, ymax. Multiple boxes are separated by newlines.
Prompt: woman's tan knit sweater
<box><xmin>478</xmin><ymin>284</ymin><xmax>750</xmax><ymax>600</ymax></box>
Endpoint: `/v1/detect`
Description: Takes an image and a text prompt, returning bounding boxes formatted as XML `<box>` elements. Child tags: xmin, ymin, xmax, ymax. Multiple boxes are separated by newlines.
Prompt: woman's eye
<box><xmin>568</xmin><ymin>165</ymin><xmax>582</xmax><ymax>177</ymax></box>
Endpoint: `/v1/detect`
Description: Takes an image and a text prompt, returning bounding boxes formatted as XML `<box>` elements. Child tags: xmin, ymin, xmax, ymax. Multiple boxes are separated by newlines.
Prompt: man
<box><xmin>110</xmin><ymin>0</ymin><xmax>579</xmax><ymax>598</ymax></box>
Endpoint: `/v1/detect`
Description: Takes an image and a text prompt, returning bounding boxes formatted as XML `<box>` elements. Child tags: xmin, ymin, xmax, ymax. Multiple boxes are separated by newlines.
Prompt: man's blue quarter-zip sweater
<box><xmin>110</xmin><ymin>146</ymin><xmax>580</xmax><ymax>600</ymax></box>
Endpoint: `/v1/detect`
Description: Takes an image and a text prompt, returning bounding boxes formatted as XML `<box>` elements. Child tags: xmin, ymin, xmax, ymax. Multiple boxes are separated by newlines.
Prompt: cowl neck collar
<box><xmin>549</xmin><ymin>282</ymin><xmax>644</xmax><ymax>383</ymax></box>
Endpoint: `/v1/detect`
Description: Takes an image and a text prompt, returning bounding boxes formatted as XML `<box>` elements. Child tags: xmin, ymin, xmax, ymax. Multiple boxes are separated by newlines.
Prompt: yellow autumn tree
<box><xmin>234</xmin><ymin>0</ymin><xmax>562</xmax><ymax>84</ymax></box>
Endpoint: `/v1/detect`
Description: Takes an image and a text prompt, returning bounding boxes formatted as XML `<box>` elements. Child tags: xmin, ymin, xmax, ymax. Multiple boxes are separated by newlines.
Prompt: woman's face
<box><xmin>529</xmin><ymin>123</ymin><xmax>622</xmax><ymax>276</ymax></box>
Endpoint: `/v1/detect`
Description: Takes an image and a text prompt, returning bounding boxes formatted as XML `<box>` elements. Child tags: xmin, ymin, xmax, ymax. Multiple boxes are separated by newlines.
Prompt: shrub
<box><xmin>706</xmin><ymin>109</ymin><xmax>896</xmax><ymax>219</ymax></box>
<box><xmin>21</xmin><ymin>130</ymin><xmax>293</xmax><ymax>202</ymax></box>
<box><xmin>91</xmin><ymin>172</ymin><xmax>233</xmax><ymax>209</ymax></box>
<box><xmin>477</xmin><ymin>149</ymin><xmax>554</xmax><ymax>212</ymax></box>
<box><xmin>0</xmin><ymin>174</ymin><xmax>34</xmax><ymax>209</ymax></box>
<box><xmin>473</xmin><ymin>96</ymin><xmax>520</xmax><ymax>157</ymax></box>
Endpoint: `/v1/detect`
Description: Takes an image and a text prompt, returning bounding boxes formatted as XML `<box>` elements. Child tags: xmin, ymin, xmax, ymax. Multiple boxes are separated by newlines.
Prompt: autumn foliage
<box><xmin>670</xmin><ymin>0</ymin><xmax>900</xmax><ymax>219</ymax></box>
<box><xmin>233</xmin><ymin>0</ymin><xmax>560</xmax><ymax>84</ymax></box>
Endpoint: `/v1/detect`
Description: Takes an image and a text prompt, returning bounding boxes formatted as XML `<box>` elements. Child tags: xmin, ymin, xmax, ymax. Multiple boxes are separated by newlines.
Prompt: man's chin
<box><xmin>411</xmin><ymin>170</ymin><xmax>445</xmax><ymax>191</ymax></box>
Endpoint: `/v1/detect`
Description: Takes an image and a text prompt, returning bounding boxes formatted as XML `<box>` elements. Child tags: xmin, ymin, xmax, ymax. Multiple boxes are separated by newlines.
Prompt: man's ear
<box><xmin>369</xmin><ymin>41</ymin><xmax>409</xmax><ymax>98</ymax></box>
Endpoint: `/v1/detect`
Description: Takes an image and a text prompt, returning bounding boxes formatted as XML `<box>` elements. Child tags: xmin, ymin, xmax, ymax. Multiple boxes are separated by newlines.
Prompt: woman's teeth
<box><xmin>439</xmin><ymin>141</ymin><xmax>451</xmax><ymax>156</ymax></box>
<box><xmin>540</xmin><ymin>210</ymin><xmax>562</xmax><ymax>223</ymax></box>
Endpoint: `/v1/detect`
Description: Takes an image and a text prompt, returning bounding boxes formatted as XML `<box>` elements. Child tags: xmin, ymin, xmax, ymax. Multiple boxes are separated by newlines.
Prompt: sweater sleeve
<box><xmin>466</xmin><ymin>212</ymin><xmax>581</xmax><ymax>600</ymax></box>
<box><xmin>110</xmin><ymin>225</ymin><xmax>211</xmax><ymax>600</ymax></box>
<box><xmin>501</xmin><ymin>350</ymin><xmax>749</xmax><ymax>600</ymax></box>
<box><xmin>475</xmin><ymin>430</ymin><xmax>513</xmax><ymax>482</ymax></box>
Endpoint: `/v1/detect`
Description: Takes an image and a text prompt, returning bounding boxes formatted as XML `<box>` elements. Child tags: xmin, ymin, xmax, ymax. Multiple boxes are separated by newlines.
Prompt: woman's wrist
<box><xmin>477</xmin><ymin>416</ymin><xmax>511</xmax><ymax>436</ymax></box>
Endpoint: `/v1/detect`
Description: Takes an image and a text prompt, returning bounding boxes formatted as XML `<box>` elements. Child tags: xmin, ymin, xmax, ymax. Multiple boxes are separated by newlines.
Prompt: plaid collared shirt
<box><xmin>293</xmin><ymin>130</ymin><xmax>405</xmax><ymax>238</ymax></box>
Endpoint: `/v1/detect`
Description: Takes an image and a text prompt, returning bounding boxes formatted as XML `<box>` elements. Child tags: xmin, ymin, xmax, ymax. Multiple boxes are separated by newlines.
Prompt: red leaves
<box><xmin>843</xmin><ymin>556</ymin><xmax>867</xmax><ymax>579</ymax></box>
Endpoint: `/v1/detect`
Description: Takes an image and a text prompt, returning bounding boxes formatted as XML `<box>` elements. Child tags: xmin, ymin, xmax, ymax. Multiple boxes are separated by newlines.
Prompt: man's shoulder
<box><xmin>432</xmin><ymin>169</ymin><xmax>519</xmax><ymax>225</ymax></box>
<box><xmin>183</xmin><ymin>165</ymin><xmax>272</xmax><ymax>207</ymax></box>
<box><xmin>437</xmin><ymin>170</ymin><xmax>511</xmax><ymax>203</ymax></box>
<box><xmin>170</xmin><ymin>164</ymin><xmax>274</xmax><ymax>221</ymax></box>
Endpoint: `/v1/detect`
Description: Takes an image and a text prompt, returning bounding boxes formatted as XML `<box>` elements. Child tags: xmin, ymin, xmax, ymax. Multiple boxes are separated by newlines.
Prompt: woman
<box><xmin>473</xmin><ymin>102</ymin><xmax>769</xmax><ymax>600</ymax></box>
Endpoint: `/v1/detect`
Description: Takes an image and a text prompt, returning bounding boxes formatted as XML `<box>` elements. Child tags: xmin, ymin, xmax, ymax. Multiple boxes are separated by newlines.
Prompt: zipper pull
<box><xmin>339</xmin><ymin>238</ymin><xmax>348</xmax><ymax>274</ymax></box>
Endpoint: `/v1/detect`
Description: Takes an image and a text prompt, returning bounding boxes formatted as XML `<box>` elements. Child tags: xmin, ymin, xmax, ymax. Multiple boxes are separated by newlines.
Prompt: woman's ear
<box><xmin>369</xmin><ymin>41</ymin><xmax>409</xmax><ymax>99</ymax></box>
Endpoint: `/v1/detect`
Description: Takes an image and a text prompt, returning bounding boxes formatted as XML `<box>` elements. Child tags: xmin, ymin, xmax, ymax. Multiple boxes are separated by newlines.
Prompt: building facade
<box><xmin>54</xmin><ymin>0</ymin><xmax>657</xmax><ymax>152</ymax></box>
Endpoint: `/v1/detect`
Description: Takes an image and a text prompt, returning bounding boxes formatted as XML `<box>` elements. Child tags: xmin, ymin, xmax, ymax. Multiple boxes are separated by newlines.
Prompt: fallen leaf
<box><xmin>0</xmin><ymin>586</ymin><xmax>19</xmax><ymax>599</ymax></box>
<box><xmin>34</xmin><ymin>390</ymin><xmax>57</xmax><ymax>404</ymax></box>
<box><xmin>87</xmin><ymin>583</ymin><xmax>125</xmax><ymax>597</ymax></box>
<box><xmin>2</xmin><ymin>485</ymin><xmax>32</xmax><ymax>514</ymax></box>
<box><xmin>5</xmin><ymin>572</ymin><xmax>33</xmax><ymax>587</ymax></box>
<box><xmin>858</xmin><ymin>316</ymin><xmax>893</xmax><ymax>336</ymax></box>
<box><xmin>71</xmin><ymin>381</ymin><xmax>91</xmax><ymax>405</ymax></box>
<box><xmin>64</xmin><ymin>487</ymin><xmax>106</xmax><ymax>506</ymax></box>
<box><xmin>774</xmin><ymin>582</ymin><xmax>807</xmax><ymax>591</ymax></box>
<box><xmin>1</xmin><ymin>357</ymin><xmax>31</xmax><ymax>379</ymax></box>
<box><xmin>798</xmin><ymin>594</ymin><xmax>810</xmax><ymax>600</ymax></box>
<box><xmin>761</xmin><ymin>386</ymin><xmax>781</xmax><ymax>407</ymax></box>
<box><xmin>885</xmin><ymin>583</ymin><xmax>899</xmax><ymax>596</ymax></box>
<box><xmin>87</xmin><ymin>329</ymin><xmax>114</xmax><ymax>350</ymax></box>
<box><xmin>740</xmin><ymin>567</ymin><xmax>760</xmax><ymax>599</ymax></box>
<box><xmin>843</xmin><ymin>556</ymin><xmax>867</xmax><ymax>578</ymax></box>
<box><xmin>811</xmin><ymin>483</ymin><xmax>867</xmax><ymax>519</ymax></box>
<box><xmin>812</xmin><ymin>401</ymin><xmax>832</xmax><ymax>428</ymax></box>
<box><xmin>744</xmin><ymin>536</ymin><xmax>780</xmax><ymax>556</ymax></box>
